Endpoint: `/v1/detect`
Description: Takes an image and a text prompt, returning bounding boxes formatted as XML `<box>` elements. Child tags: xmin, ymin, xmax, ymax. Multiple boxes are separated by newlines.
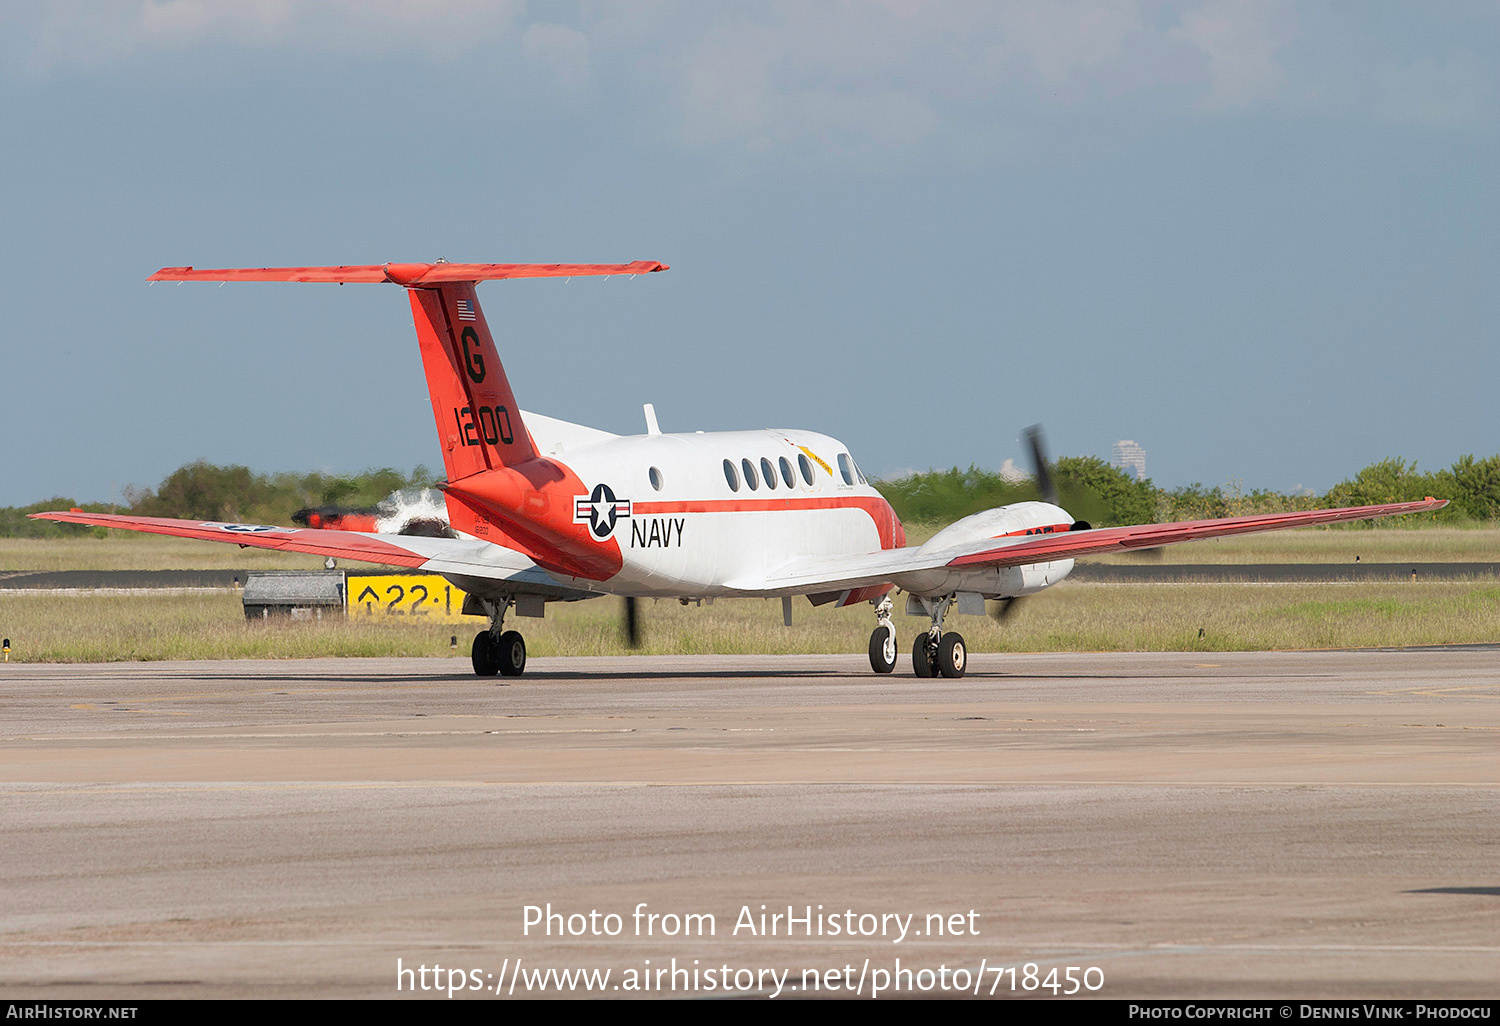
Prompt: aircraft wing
<box><xmin>734</xmin><ymin>497</ymin><xmax>1449</xmax><ymax>596</ymax></box>
<box><xmin>26</xmin><ymin>511</ymin><xmax>584</xmax><ymax>595</ymax></box>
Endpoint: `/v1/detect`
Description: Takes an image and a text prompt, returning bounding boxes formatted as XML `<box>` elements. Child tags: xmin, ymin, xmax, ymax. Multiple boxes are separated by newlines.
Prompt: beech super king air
<box><xmin>34</xmin><ymin>261</ymin><xmax>1446</xmax><ymax>677</ymax></box>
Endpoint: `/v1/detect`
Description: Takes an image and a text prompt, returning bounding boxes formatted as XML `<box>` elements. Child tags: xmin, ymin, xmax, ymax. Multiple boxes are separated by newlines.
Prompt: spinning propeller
<box><xmin>989</xmin><ymin>424</ymin><xmax>1069</xmax><ymax>624</ymax></box>
<box><xmin>622</xmin><ymin>595</ymin><xmax>641</xmax><ymax>648</ymax></box>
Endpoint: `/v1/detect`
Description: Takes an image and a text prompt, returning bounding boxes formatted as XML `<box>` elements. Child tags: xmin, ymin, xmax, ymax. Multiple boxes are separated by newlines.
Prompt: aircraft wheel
<box><xmin>868</xmin><ymin>624</ymin><xmax>897</xmax><ymax>673</ymax></box>
<box><xmin>498</xmin><ymin>630</ymin><xmax>527</xmax><ymax>677</ymax></box>
<box><xmin>471</xmin><ymin>631</ymin><xmax>499</xmax><ymax>677</ymax></box>
<box><xmin>937</xmin><ymin>631</ymin><xmax>967</xmax><ymax>679</ymax></box>
<box><xmin>912</xmin><ymin>634</ymin><xmax>936</xmax><ymax>678</ymax></box>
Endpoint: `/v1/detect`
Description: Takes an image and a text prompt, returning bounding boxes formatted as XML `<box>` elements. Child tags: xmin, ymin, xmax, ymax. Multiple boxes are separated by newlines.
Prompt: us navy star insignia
<box><xmin>573</xmin><ymin>483</ymin><xmax>632</xmax><ymax>540</ymax></box>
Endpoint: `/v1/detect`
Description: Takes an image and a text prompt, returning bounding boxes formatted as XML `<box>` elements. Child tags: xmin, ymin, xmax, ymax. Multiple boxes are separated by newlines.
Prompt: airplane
<box><xmin>33</xmin><ymin>260</ymin><xmax>1447</xmax><ymax>678</ymax></box>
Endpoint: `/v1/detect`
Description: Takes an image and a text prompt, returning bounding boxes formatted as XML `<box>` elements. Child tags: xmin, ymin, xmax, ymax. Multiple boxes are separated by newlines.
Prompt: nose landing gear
<box><xmin>868</xmin><ymin>596</ymin><xmax>898</xmax><ymax>673</ymax></box>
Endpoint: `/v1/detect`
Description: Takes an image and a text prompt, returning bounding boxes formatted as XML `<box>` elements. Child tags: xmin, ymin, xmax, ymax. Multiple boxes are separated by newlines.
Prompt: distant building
<box><xmin>1111</xmin><ymin>440</ymin><xmax>1147</xmax><ymax>480</ymax></box>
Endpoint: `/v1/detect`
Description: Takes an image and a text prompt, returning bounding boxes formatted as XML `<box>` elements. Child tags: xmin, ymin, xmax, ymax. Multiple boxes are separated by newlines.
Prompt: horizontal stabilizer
<box><xmin>148</xmin><ymin>261</ymin><xmax>668</xmax><ymax>286</ymax></box>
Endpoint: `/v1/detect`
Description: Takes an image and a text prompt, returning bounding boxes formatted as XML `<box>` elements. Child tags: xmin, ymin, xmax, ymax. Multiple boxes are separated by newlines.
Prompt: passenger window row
<box><xmin>722</xmin><ymin>452</ymin><xmax>866</xmax><ymax>493</ymax></box>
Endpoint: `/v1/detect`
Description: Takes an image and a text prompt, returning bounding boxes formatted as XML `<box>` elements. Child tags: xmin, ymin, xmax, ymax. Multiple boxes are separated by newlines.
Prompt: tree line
<box><xmin>869</xmin><ymin>454</ymin><xmax>1498</xmax><ymax>527</ymax></box>
<box><xmin>1</xmin><ymin>463</ymin><xmax>435</xmax><ymax>539</ymax></box>
<box><xmin>2</xmin><ymin>453</ymin><xmax>1496</xmax><ymax>540</ymax></box>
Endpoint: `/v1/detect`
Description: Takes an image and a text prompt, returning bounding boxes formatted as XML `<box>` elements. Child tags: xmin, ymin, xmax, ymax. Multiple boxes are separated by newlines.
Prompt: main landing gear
<box><xmin>471</xmin><ymin>597</ymin><xmax>526</xmax><ymax>678</ymax></box>
<box><xmin>871</xmin><ymin>594</ymin><xmax>966</xmax><ymax>678</ymax></box>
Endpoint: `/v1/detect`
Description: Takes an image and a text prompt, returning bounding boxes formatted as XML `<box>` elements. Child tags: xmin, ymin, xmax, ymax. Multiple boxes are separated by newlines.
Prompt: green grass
<box><xmin>3</xmin><ymin>581</ymin><xmax>1497</xmax><ymax>663</ymax></box>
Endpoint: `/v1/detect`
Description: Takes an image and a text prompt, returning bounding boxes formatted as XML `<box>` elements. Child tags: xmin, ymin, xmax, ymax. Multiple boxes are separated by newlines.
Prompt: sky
<box><xmin>1</xmin><ymin>1</ymin><xmax>1495</xmax><ymax>507</ymax></box>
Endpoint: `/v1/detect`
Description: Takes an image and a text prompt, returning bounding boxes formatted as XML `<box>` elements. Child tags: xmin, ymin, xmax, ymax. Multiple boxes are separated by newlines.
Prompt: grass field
<box><xmin>3</xmin><ymin>579</ymin><xmax>1496</xmax><ymax>663</ymax></box>
<box><xmin>3</xmin><ymin>524</ymin><xmax>1495</xmax><ymax>664</ymax></box>
<box><xmin>4</xmin><ymin>523</ymin><xmax>1496</xmax><ymax>575</ymax></box>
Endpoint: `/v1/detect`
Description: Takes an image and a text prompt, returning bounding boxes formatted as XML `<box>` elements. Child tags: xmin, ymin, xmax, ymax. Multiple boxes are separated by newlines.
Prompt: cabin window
<box><xmin>649</xmin><ymin>466</ymin><xmax>663</xmax><ymax>491</ymax></box>
<box><xmin>723</xmin><ymin>459</ymin><xmax>739</xmax><ymax>492</ymax></box>
<box><xmin>742</xmin><ymin>458</ymin><xmax>759</xmax><ymax>491</ymax></box>
<box><xmin>760</xmin><ymin>457</ymin><xmax>777</xmax><ymax>490</ymax></box>
<box><xmin>798</xmin><ymin>453</ymin><xmax>815</xmax><ymax>486</ymax></box>
<box><xmin>779</xmin><ymin>456</ymin><xmax>795</xmax><ymax>489</ymax></box>
<box><xmin>837</xmin><ymin>453</ymin><xmax>854</xmax><ymax>486</ymax></box>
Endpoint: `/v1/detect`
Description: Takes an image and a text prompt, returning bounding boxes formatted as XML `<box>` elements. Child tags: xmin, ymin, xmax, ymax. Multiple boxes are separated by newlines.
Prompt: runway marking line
<box><xmin>1369</xmin><ymin>684</ymin><xmax>1500</xmax><ymax>699</ymax></box>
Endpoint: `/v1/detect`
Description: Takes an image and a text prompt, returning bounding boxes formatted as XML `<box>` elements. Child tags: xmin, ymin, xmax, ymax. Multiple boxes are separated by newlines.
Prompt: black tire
<box><xmin>498</xmin><ymin>630</ymin><xmax>527</xmax><ymax>677</ymax></box>
<box><xmin>471</xmin><ymin>631</ymin><xmax>498</xmax><ymax>677</ymax></box>
<box><xmin>937</xmin><ymin>631</ymin><xmax>967</xmax><ymax>679</ymax></box>
<box><xmin>912</xmin><ymin>634</ymin><xmax>935</xmax><ymax>678</ymax></box>
<box><xmin>868</xmin><ymin>624</ymin><xmax>897</xmax><ymax>673</ymax></box>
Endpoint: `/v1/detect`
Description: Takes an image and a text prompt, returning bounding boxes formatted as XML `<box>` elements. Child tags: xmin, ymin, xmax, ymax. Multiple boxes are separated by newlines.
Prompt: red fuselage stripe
<box><xmin>633</xmin><ymin>497</ymin><xmax>881</xmax><ymax>515</ymax></box>
<box><xmin>990</xmin><ymin>523</ymin><xmax>1075</xmax><ymax>539</ymax></box>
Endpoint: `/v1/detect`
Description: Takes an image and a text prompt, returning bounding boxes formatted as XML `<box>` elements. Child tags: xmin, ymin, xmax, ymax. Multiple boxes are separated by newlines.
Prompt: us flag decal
<box><xmin>455</xmin><ymin>299</ymin><xmax>476</xmax><ymax>321</ymax></box>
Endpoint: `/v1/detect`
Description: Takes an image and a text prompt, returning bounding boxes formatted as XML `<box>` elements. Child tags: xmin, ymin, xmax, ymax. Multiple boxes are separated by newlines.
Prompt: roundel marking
<box><xmin>573</xmin><ymin>483</ymin><xmax>633</xmax><ymax>541</ymax></box>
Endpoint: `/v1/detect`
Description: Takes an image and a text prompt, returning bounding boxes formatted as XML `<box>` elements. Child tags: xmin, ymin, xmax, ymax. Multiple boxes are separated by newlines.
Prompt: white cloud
<box><xmin>3</xmin><ymin>1</ymin><xmax>1490</xmax><ymax>159</ymax></box>
<box><xmin>4</xmin><ymin>0</ymin><xmax>525</xmax><ymax>70</ymax></box>
<box><xmin>1168</xmin><ymin>0</ymin><xmax>1299</xmax><ymax>109</ymax></box>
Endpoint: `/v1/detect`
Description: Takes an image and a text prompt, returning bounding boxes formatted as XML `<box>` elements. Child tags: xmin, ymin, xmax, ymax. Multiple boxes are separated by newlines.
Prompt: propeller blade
<box><xmin>989</xmin><ymin>597</ymin><xmax>1023</xmax><ymax>622</ymax></box>
<box><xmin>623</xmin><ymin>596</ymin><xmax>641</xmax><ymax>648</ymax></box>
<box><xmin>1023</xmin><ymin>424</ymin><xmax>1058</xmax><ymax>506</ymax></box>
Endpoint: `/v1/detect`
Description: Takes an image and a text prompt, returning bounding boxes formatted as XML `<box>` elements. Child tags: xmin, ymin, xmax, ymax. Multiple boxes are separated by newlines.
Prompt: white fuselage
<box><xmin>432</xmin><ymin>420</ymin><xmax>1074</xmax><ymax>606</ymax></box>
<box><xmin>529</xmin><ymin>427</ymin><xmax>901</xmax><ymax>597</ymax></box>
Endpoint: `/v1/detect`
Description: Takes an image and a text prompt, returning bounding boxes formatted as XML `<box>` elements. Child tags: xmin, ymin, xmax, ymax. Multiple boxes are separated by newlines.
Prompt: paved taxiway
<box><xmin>2</xmin><ymin>651</ymin><xmax>1496</xmax><ymax>999</ymax></box>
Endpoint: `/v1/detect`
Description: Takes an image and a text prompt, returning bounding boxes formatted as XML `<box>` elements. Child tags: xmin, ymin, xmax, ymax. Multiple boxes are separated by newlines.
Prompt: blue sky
<box><xmin>1</xmin><ymin>1</ymin><xmax>1495</xmax><ymax>507</ymax></box>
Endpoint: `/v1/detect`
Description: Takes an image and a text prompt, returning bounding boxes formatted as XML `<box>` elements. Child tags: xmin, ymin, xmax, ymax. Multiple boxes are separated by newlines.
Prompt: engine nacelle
<box><xmin>898</xmin><ymin>501</ymin><xmax>1079</xmax><ymax>599</ymax></box>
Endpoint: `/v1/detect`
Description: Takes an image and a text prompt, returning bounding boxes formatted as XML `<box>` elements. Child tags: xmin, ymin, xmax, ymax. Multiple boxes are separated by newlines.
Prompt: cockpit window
<box><xmin>837</xmin><ymin>453</ymin><xmax>854</xmax><ymax>486</ymax></box>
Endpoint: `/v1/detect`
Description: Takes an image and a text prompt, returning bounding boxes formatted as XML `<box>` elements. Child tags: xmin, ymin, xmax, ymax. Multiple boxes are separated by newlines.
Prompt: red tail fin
<box><xmin>410</xmin><ymin>283</ymin><xmax>537</xmax><ymax>479</ymax></box>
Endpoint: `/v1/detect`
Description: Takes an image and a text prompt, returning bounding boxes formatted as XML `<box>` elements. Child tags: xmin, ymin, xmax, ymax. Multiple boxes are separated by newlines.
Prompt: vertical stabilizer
<box><xmin>408</xmin><ymin>284</ymin><xmax>537</xmax><ymax>481</ymax></box>
<box><xmin>143</xmin><ymin>259</ymin><xmax>668</xmax><ymax>572</ymax></box>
